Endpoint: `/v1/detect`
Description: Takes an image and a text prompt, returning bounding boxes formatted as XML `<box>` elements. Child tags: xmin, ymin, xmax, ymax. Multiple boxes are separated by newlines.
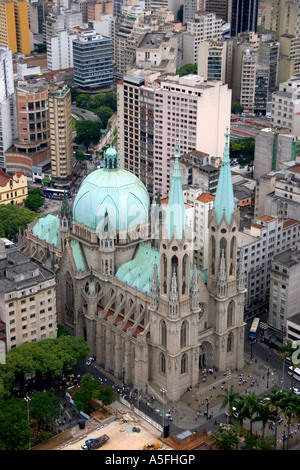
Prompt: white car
<box><xmin>290</xmin><ymin>387</ymin><xmax>300</xmax><ymax>395</ymax></box>
<box><xmin>85</xmin><ymin>357</ymin><xmax>94</xmax><ymax>366</ymax></box>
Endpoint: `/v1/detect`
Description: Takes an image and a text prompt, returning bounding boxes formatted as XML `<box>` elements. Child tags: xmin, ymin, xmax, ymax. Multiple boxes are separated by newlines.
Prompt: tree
<box><xmin>75</xmin><ymin>120</ymin><xmax>102</xmax><ymax>151</ymax></box>
<box><xmin>231</xmin><ymin>102</ymin><xmax>244</xmax><ymax>115</ymax></box>
<box><xmin>75</xmin><ymin>150</ymin><xmax>87</xmax><ymax>161</ymax></box>
<box><xmin>75</xmin><ymin>93</ymin><xmax>91</xmax><ymax>108</ymax></box>
<box><xmin>280</xmin><ymin>339</ymin><xmax>300</xmax><ymax>389</ymax></box>
<box><xmin>24</xmin><ymin>188</ymin><xmax>44</xmax><ymax>212</ymax></box>
<box><xmin>29</xmin><ymin>392</ymin><xmax>60</xmax><ymax>431</ymax></box>
<box><xmin>277</xmin><ymin>391</ymin><xmax>300</xmax><ymax>450</ymax></box>
<box><xmin>212</xmin><ymin>423</ymin><xmax>242</xmax><ymax>450</ymax></box>
<box><xmin>95</xmin><ymin>106</ymin><xmax>114</xmax><ymax>129</ymax></box>
<box><xmin>265</xmin><ymin>389</ymin><xmax>285</xmax><ymax>449</ymax></box>
<box><xmin>0</xmin><ymin>398</ymin><xmax>31</xmax><ymax>450</ymax></box>
<box><xmin>230</xmin><ymin>137</ymin><xmax>255</xmax><ymax>169</ymax></box>
<box><xmin>239</xmin><ymin>392</ymin><xmax>260</xmax><ymax>435</ymax></box>
<box><xmin>254</xmin><ymin>399</ymin><xmax>276</xmax><ymax>439</ymax></box>
<box><xmin>178</xmin><ymin>4</ymin><xmax>183</xmax><ymax>23</ymax></box>
<box><xmin>217</xmin><ymin>385</ymin><xmax>241</xmax><ymax>424</ymax></box>
<box><xmin>0</xmin><ymin>204</ymin><xmax>42</xmax><ymax>240</ymax></box>
<box><xmin>57</xmin><ymin>324</ymin><xmax>70</xmax><ymax>337</ymax></box>
<box><xmin>176</xmin><ymin>63</ymin><xmax>198</xmax><ymax>77</ymax></box>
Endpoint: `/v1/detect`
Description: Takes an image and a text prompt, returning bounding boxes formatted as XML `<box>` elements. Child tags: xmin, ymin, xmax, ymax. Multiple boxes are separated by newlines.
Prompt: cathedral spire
<box><xmin>167</xmin><ymin>140</ymin><xmax>185</xmax><ymax>241</ymax></box>
<box><xmin>169</xmin><ymin>267</ymin><xmax>179</xmax><ymax>318</ymax></box>
<box><xmin>103</xmin><ymin>146</ymin><xmax>119</xmax><ymax>170</ymax></box>
<box><xmin>190</xmin><ymin>264</ymin><xmax>199</xmax><ymax>311</ymax></box>
<box><xmin>150</xmin><ymin>262</ymin><xmax>159</xmax><ymax>309</ymax></box>
<box><xmin>213</xmin><ymin>128</ymin><xmax>235</xmax><ymax>226</ymax></box>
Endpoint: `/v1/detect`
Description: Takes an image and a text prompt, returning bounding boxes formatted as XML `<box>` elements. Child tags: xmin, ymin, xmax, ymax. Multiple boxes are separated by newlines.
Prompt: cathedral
<box><xmin>19</xmin><ymin>130</ymin><xmax>246</xmax><ymax>402</ymax></box>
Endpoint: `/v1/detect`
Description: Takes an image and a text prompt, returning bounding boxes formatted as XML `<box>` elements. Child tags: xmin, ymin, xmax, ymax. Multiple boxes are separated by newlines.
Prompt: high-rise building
<box><xmin>183</xmin><ymin>0</ymin><xmax>205</xmax><ymax>23</ymax></box>
<box><xmin>0</xmin><ymin>46</ymin><xmax>17</xmax><ymax>169</ymax></box>
<box><xmin>0</xmin><ymin>0</ymin><xmax>31</xmax><ymax>55</ymax></box>
<box><xmin>0</xmin><ymin>238</ymin><xmax>57</xmax><ymax>353</ymax></box>
<box><xmin>73</xmin><ymin>30</ymin><xmax>113</xmax><ymax>92</ymax></box>
<box><xmin>264</xmin><ymin>0</ymin><xmax>300</xmax><ymax>83</ymax></box>
<box><xmin>197</xmin><ymin>39</ymin><xmax>227</xmax><ymax>82</ymax></box>
<box><xmin>118</xmin><ymin>71</ymin><xmax>231</xmax><ymax>198</ymax></box>
<box><xmin>183</xmin><ymin>11</ymin><xmax>223</xmax><ymax>65</ymax></box>
<box><xmin>205</xmin><ymin>0</ymin><xmax>229</xmax><ymax>22</ymax></box>
<box><xmin>5</xmin><ymin>79</ymin><xmax>50</xmax><ymax>176</ymax></box>
<box><xmin>48</xmin><ymin>82</ymin><xmax>73</xmax><ymax>186</ymax></box>
<box><xmin>46</xmin><ymin>30</ymin><xmax>77</xmax><ymax>71</ymax></box>
<box><xmin>228</xmin><ymin>0</ymin><xmax>258</xmax><ymax>37</ymax></box>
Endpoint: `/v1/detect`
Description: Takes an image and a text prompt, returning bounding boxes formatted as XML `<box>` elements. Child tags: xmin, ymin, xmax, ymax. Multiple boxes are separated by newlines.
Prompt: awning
<box><xmin>42</xmin><ymin>178</ymin><xmax>51</xmax><ymax>184</ymax></box>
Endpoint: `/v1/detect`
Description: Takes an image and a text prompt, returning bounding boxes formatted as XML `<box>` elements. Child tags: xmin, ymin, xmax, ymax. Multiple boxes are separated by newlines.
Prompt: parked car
<box><xmin>85</xmin><ymin>357</ymin><xmax>95</xmax><ymax>366</ymax></box>
<box><xmin>290</xmin><ymin>387</ymin><xmax>300</xmax><ymax>395</ymax></box>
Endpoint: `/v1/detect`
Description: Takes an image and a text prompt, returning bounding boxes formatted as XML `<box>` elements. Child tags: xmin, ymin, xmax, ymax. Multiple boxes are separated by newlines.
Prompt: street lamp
<box><xmin>24</xmin><ymin>396</ymin><xmax>31</xmax><ymax>450</ymax></box>
<box><xmin>160</xmin><ymin>387</ymin><xmax>167</xmax><ymax>447</ymax></box>
<box><xmin>205</xmin><ymin>397</ymin><xmax>209</xmax><ymax>419</ymax></box>
<box><xmin>267</xmin><ymin>367</ymin><xmax>270</xmax><ymax>389</ymax></box>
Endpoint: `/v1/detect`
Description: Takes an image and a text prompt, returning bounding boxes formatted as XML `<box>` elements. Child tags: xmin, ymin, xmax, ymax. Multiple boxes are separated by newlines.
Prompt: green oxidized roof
<box><xmin>70</xmin><ymin>240</ymin><xmax>87</xmax><ymax>271</ymax></box>
<box><xmin>213</xmin><ymin>128</ymin><xmax>235</xmax><ymax>225</ymax></box>
<box><xmin>116</xmin><ymin>243</ymin><xmax>160</xmax><ymax>294</ymax></box>
<box><xmin>116</xmin><ymin>243</ymin><xmax>207</xmax><ymax>294</ymax></box>
<box><xmin>167</xmin><ymin>141</ymin><xmax>185</xmax><ymax>241</ymax></box>
<box><xmin>32</xmin><ymin>215</ymin><xmax>61</xmax><ymax>248</ymax></box>
<box><xmin>72</xmin><ymin>147</ymin><xmax>150</xmax><ymax>232</ymax></box>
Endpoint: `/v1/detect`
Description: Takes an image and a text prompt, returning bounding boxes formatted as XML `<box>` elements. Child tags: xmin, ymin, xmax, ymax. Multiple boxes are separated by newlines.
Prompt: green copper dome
<box><xmin>72</xmin><ymin>147</ymin><xmax>150</xmax><ymax>232</ymax></box>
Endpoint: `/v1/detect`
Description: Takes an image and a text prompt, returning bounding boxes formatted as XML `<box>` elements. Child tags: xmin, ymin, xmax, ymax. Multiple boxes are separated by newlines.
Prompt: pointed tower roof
<box><xmin>213</xmin><ymin>127</ymin><xmax>235</xmax><ymax>226</ymax></box>
<box><xmin>167</xmin><ymin>141</ymin><xmax>185</xmax><ymax>241</ymax></box>
<box><xmin>59</xmin><ymin>192</ymin><xmax>71</xmax><ymax>217</ymax></box>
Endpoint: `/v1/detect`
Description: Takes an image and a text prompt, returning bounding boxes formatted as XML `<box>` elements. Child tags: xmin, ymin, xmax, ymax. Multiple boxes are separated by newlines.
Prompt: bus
<box><xmin>249</xmin><ymin>317</ymin><xmax>260</xmax><ymax>339</ymax></box>
<box><xmin>42</xmin><ymin>188</ymin><xmax>71</xmax><ymax>199</ymax></box>
<box><xmin>288</xmin><ymin>366</ymin><xmax>300</xmax><ymax>382</ymax></box>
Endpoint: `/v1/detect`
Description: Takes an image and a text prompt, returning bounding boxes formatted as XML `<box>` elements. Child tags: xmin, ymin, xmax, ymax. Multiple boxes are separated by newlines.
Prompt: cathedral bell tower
<box><xmin>149</xmin><ymin>142</ymin><xmax>197</xmax><ymax>402</ymax></box>
<box><xmin>58</xmin><ymin>192</ymin><xmax>72</xmax><ymax>248</ymax></box>
<box><xmin>207</xmin><ymin>128</ymin><xmax>245</xmax><ymax>372</ymax></box>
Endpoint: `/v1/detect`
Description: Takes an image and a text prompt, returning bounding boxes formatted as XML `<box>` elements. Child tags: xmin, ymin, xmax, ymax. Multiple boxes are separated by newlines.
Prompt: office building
<box><xmin>197</xmin><ymin>39</ymin><xmax>227</xmax><ymax>82</ymax></box>
<box><xmin>73</xmin><ymin>30</ymin><xmax>113</xmax><ymax>92</ymax></box>
<box><xmin>0</xmin><ymin>238</ymin><xmax>56</xmax><ymax>352</ymax></box>
<box><xmin>264</xmin><ymin>0</ymin><xmax>300</xmax><ymax>83</ymax></box>
<box><xmin>228</xmin><ymin>0</ymin><xmax>258</xmax><ymax>37</ymax></box>
<box><xmin>48</xmin><ymin>82</ymin><xmax>73</xmax><ymax>186</ymax></box>
<box><xmin>0</xmin><ymin>0</ymin><xmax>31</xmax><ymax>55</ymax></box>
<box><xmin>271</xmin><ymin>75</ymin><xmax>300</xmax><ymax>134</ymax></box>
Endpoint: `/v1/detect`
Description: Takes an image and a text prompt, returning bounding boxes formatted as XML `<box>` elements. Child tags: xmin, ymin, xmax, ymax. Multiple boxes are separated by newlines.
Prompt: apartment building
<box><xmin>240</xmin><ymin>215</ymin><xmax>300</xmax><ymax>321</ymax></box>
<box><xmin>183</xmin><ymin>11</ymin><xmax>223</xmax><ymax>65</ymax></box>
<box><xmin>264</xmin><ymin>0</ymin><xmax>300</xmax><ymax>84</ymax></box>
<box><xmin>0</xmin><ymin>46</ymin><xmax>17</xmax><ymax>170</ymax></box>
<box><xmin>269</xmin><ymin>245</ymin><xmax>300</xmax><ymax>339</ymax></box>
<box><xmin>0</xmin><ymin>238</ymin><xmax>57</xmax><ymax>352</ymax></box>
<box><xmin>48</xmin><ymin>82</ymin><xmax>73</xmax><ymax>186</ymax></box>
<box><xmin>271</xmin><ymin>75</ymin><xmax>300</xmax><ymax>134</ymax></box>
<box><xmin>197</xmin><ymin>39</ymin><xmax>227</xmax><ymax>83</ymax></box>
<box><xmin>135</xmin><ymin>32</ymin><xmax>178</xmax><ymax>75</ymax></box>
<box><xmin>73</xmin><ymin>30</ymin><xmax>113</xmax><ymax>92</ymax></box>
<box><xmin>0</xmin><ymin>168</ymin><xmax>27</xmax><ymax>204</ymax></box>
<box><xmin>0</xmin><ymin>0</ymin><xmax>31</xmax><ymax>55</ymax></box>
<box><xmin>5</xmin><ymin>79</ymin><xmax>50</xmax><ymax>176</ymax></box>
<box><xmin>254</xmin><ymin>128</ymin><xmax>300</xmax><ymax>180</ymax></box>
<box><xmin>46</xmin><ymin>30</ymin><xmax>77</xmax><ymax>71</ymax></box>
<box><xmin>118</xmin><ymin>71</ymin><xmax>231</xmax><ymax>199</ymax></box>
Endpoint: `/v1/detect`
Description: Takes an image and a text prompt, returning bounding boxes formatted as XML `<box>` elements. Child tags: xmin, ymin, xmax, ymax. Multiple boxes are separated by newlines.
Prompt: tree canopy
<box><xmin>24</xmin><ymin>188</ymin><xmax>44</xmax><ymax>212</ymax></box>
<box><xmin>0</xmin><ymin>203</ymin><xmax>42</xmax><ymax>240</ymax></box>
<box><xmin>176</xmin><ymin>63</ymin><xmax>198</xmax><ymax>77</ymax></box>
<box><xmin>75</xmin><ymin>120</ymin><xmax>102</xmax><ymax>151</ymax></box>
<box><xmin>230</xmin><ymin>137</ymin><xmax>255</xmax><ymax>168</ymax></box>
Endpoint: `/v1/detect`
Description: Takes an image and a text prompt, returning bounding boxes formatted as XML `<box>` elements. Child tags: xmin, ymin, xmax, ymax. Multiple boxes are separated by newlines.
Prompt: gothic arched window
<box><xmin>227</xmin><ymin>301</ymin><xmax>234</xmax><ymax>327</ymax></box>
<box><xmin>181</xmin><ymin>354</ymin><xmax>187</xmax><ymax>374</ymax></box>
<box><xmin>160</xmin><ymin>353</ymin><xmax>166</xmax><ymax>374</ymax></box>
<box><xmin>180</xmin><ymin>321</ymin><xmax>187</xmax><ymax>348</ymax></box>
<box><xmin>227</xmin><ymin>332</ymin><xmax>234</xmax><ymax>352</ymax></box>
<box><xmin>161</xmin><ymin>320</ymin><xmax>167</xmax><ymax>348</ymax></box>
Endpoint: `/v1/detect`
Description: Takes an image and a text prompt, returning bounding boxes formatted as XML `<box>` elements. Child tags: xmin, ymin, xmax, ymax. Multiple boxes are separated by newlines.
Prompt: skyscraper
<box><xmin>0</xmin><ymin>46</ymin><xmax>17</xmax><ymax>169</ymax></box>
<box><xmin>48</xmin><ymin>82</ymin><xmax>73</xmax><ymax>186</ymax></box>
<box><xmin>0</xmin><ymin>0</ymin><xmax>31</xmax><ymax>55</ymax></box>
<box><xmin>228</xmin><ymin>0</ymin><xmax>258</xmax><ymax>37</ymax></box>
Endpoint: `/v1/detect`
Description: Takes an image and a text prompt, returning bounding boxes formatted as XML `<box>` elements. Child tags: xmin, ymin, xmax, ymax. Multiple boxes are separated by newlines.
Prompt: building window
<box><xmin>181</xmin><ymin>354</ymin><xmax>187</xmax><ymax>374</ymax></box>
<box><xmin>160</xmin><ymin>353</ymin><xmax>166</xmax><ymax>374</ymax></box>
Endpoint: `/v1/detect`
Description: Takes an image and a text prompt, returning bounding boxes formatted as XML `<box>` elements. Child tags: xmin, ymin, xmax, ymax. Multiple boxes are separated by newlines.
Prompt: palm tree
<box><xmin>239</xmin><ymin>392</ymin><xmax>259</xmax><ymax>435</ymax></box>
<box><xmin>278</xmin><ymin>391</ymin><xmax>300</xmax><ymax>450</ymax></box>
<box><xmin>280</xmin><ymin>339</ymin><xmax>299</xmax><ymax>389</ymax></box>
<box><xmin>254</xmin><ymin>398</ymin><xmax>276</xmax><ymax>439</ymax></box>
<box><xmin>265</xmin><ymin>389</ymin><xmax>285</xmax><ymax>449</ymax></box>
<box><xmin>217</xmin><ymin>385</ymin><xmax>241</xmax><ymax>424</ymax></box>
